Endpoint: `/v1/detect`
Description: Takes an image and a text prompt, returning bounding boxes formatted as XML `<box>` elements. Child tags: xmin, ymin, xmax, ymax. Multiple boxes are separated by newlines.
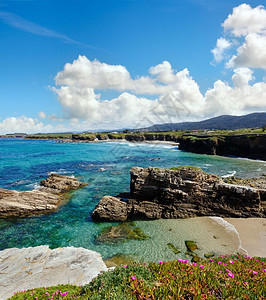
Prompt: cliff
<box><xmin>92</xmin><ymin>167</ymin><xmax>266</xmax><ymax>221</ymax></box>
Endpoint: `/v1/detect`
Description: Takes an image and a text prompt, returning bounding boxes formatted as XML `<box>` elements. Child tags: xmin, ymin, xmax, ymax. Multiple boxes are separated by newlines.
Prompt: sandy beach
<box><xmin>225</xmin><ymin>218</ymin><xmax>266</xmax><ymax>258</ymax></box>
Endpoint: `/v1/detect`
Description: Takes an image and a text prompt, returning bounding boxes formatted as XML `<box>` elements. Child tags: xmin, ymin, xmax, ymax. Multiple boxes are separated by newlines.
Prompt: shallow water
<box><xmin>0</xmin><ymin>138</ymin><xmax>265</xmax><ymax>261</ymax></box>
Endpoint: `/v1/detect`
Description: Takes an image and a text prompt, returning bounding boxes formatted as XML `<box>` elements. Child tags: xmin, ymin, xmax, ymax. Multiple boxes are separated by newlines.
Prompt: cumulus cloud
<box><xmin>51</xmin><ymin>56</ymin><xmax>266</xmax><ymax>130</ymax></box>
<box><xmin>222</xmin><ymin>4</ymin><xmax>266</xmax><ymax>37</ymax></box>
<box><xmin>0</xmin><ymin>116</ymin><xmax>53</xmax><ymax>134</ymax></box>
<box><xmin>211</xmin><ymin>37</ymin><xmax>231</xmax><ymax>63</ymax></box>
<box><xmin>204</xmin><ymin>72</ymin><xmax>266</xmax><ymax>117</ymax></box>
<box><xmin>52</xmin><ymin>56</ymin><xmax>206</xmax><ymax>128</ymax></box>
<box><xmin>212</xmin><ymin>4</ymin><xmax>266</xmax><ymax>69</ymax></box>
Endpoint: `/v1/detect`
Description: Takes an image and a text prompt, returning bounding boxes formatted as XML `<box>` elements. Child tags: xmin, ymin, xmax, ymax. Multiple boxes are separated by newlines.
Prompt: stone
<box><xmin>91</xmin><ymin>166</ymin><xmax>265</xmax><ymax>221</ymax></box>
<box><xmin>0</xmin><ymin>246</ymin><xmax>107</xmax><ymax>300</ymax></box>
<box><xmin>0</xmin><ymin>189</ymin><xmax>60</xmax><ymax>218</ymax></box>
<box><xmin>185</xmin><ymin>241</ymin><xmax>198</xmax><ymax>252</ymax></box>
<box><xmin>92</xmin><ymin>196</ymin><xmax>128</xmax><ymax>221</ymax></box>
<box><xmin>40</xmin><ymin>173</ymin><xmax>87</xmax><ymax>194</ymax></box>
<box><xmin>167</xmin><ymin>243</ymin><xmax>180</xmax><ymax>254</ymax></box>
<box><xmin>0</xmin><ymin>174</ymin><xmax>87</xmax><ymax>218</ymax></box>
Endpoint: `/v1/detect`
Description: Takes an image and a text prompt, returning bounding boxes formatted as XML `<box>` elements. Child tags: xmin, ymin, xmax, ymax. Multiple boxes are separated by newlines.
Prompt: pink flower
<box><xmin>190</xmin><ymin>271</ymin><xmax>193</xmax><ymax>274</ymax></box>
<box><xmin>262</xmin><ymin>269</ymin><xmax>266</xmax><ymax>272</ymax></box>
<box><xmin>192</xmin><ymin>263</ymin><xmax>197</xmax><ymax>266</ymax></box>
<box><xmin>178</xmin><ymin>259</ymin><xmax>184</xmax><ymax>262</ymax></box>
<box><xmin>200</xmin><ymin>265</ymin><xmax>204</xmax><ymax>269</ymax></box>
<box><xmin>183</xmin><ymin>259</ymin><xmax>189</xmax><ymax>263</ymax></box>
<box><xmin>123</xmin><ymin>265</ymin><xmax>128</xmax><ymax>268</ymax></box>
<box><xmin>218</xmin><ymin>262</ymin><xmax>222</xmax><ymax>265</ymax></box>
<box><xmin>131</xmin><ymin>276</ymin><xmax>137</xmax><ymax>280</ymax></box>
<box><xmin>209</xmin><ymin>259</ymin><xmax>213</xmax><ymax>261</ymax></box>
<box><xmin>229</xmin><ymin>260</ymin><xmax>234</xmax><ymax>264</ymax></box>
<box><xmin>253</xmin><ymin>271</ymin><xmax>258</xmax><ymax>275</ymax></box>
<box><xmin>244</xmin><ymin>282</ymin><xmax>249</xmax><ymax>285</ymax></box>
<box><xmin>227</xmin><ymin>273</ymin><xmax>234</xmax><ymax>278</ymax></box>
<box><xmin>159</xmin><ymin>261</ymin><xmax>164</xmax><ymax>264</ymax></box>
<box><xmin>60</xmin><ymin>292</ymin><xmax>68</xmax><ymax>297</ymax></box>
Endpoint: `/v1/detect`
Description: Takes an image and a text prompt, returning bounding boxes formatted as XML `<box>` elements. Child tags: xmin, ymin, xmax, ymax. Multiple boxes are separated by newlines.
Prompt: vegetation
<box><xmin>9</xmin><ymin>255</ymin><xmax>266</xmax><ymax>299</ymax></box>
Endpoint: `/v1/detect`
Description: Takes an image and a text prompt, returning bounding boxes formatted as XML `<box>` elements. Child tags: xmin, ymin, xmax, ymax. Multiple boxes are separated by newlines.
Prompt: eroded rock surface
<box><xmin>0</xmin><ymin>174</ymin><xmax>87</xmax><ymax>218</ymax></box>
<box><xmin>92</xmin><ymin>166</ymin><xmax>265</xmax><ymax>221</ymax></box>
<box><xmin>0</xmin><ymin>246</ymin><xmax>107</xmax><ymax>300</ymax></box>
<box><xmin>40</xmin><ymin>173</ymin><xmax>87</xmax><ymax>194</ymax></box>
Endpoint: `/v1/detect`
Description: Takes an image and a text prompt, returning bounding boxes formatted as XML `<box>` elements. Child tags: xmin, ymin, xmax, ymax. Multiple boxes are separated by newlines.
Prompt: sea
<box><xmin>0</xmin><ymin>137</ymin><xmax>266</xmax><ymax>262</ymax></box>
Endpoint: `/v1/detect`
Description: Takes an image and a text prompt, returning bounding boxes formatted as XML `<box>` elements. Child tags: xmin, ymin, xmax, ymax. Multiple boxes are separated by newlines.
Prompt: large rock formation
<box><xmin>0</xmin><ymin>174</ymin><xmax>87</xmax><ymax>218</ymax></box>
<box><xmin>92</xmin><ymin>167</ymin><xmax>266</xmax><ymax>221</ymax></box>
<box><xmin>0</xmin><ymin>246</ymin><xmax>107</xmax><ymax>299</ymax></box>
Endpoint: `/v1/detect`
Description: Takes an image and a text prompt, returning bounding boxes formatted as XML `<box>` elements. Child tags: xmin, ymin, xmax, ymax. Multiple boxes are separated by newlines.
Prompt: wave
<box><xmin>221</xmin><ymin>171</ymin><xmax>236</xmax><ymax>178</ymax></box>
<box><xmin>209</xmin><ymin>217</ymin><xmax>248</xmax><ymax>255</ymax></box>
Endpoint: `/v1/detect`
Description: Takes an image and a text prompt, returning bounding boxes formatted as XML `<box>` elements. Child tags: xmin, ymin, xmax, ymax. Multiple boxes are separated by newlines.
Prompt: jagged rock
<box><xmin>0</xmin><ymin>246</ymin><xmax>107</xmax><ymax>299</ymax></box>
<box><xmin>92</xmin><ymin>196</ymin><xmax>128</xmax><ymax>221</ymax></box>
<box><xmin>92</xmin><ymin>166</ymin><xmax>265</xmax><ymax>221</ymax></box>
<box><xmin>40</xmin><ymin>173</ymin><xmax>87</xmax><ymax>194</ymax></box>
<box><xmin>0</xmin><ymin>174</ymin><xmax>87</xmax><ymax>218</ymax></box>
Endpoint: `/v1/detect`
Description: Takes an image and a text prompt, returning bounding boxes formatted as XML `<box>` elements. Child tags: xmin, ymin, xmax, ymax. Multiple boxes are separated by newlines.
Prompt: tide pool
<box><xmin>0</xmin><ymin>138</ymin><xmax>265</xmax><ymax>261</ymax></box>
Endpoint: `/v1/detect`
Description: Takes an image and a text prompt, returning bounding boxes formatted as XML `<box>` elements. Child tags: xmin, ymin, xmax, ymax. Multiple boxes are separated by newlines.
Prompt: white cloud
<box><xmin>211</xmin><ymin>37</ymin><xmax>231</xmax><ymax>63</ymax></box>
<box><xmin>51</xmin><ymin>57</ymin><xmax>266</xmax><ymax>130</ymax></box>
<box><xmin>38</xmin><ymin>111</ymin><xmax>46</xmax><ymax>119</ymax></box>
<box><xmin>227</xmin><ymin>33</ymin><xmax>266</xmax><ymax>68</ymax></box>
<box><xmin>222</xmin><ymin>4</ymin><xmax>266</xmax><ymax>37</ymax></box>
<box><xmin>232</xmin><ymin>68</ymin><xmax>254</xmax><ymax>87</ymax></box>
<box><xmin>52</xmin><ymin>57</ymin><xmax>205</xmax><ymax>128</ymax></box>
<box><xmin>204</xmin><ymin>70</ymin><xmax>266</xmax><ymax>117</ymax></box>
<box><xmin>0</xmin><ymin>116</ymin><xmax>53</xmax><ymax>134</ymax></box>
<box><xmin>213</xmin><ymin>4</ymin><xmax>266</xmax><ymax>69</ymax></box>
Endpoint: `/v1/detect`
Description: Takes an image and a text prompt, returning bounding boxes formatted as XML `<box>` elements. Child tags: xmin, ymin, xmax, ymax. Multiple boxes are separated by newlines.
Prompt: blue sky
<box><xmin>0</xmin><ymin>0</ymin><xmax>266</xmax><ymax>133</ymax></box>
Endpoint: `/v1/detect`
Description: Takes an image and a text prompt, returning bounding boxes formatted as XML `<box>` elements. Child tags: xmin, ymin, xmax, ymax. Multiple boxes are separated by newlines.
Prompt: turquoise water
<box><xmin>0</xmin><ymin>138</ymin><xmax>265</xmax><ymax>261</ymax></box>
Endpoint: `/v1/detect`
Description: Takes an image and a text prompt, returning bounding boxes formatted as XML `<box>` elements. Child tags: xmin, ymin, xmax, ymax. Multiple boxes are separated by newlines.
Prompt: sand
<box><xmin>225</xmin><ymin>218</ymin><xmax>266</xmax><ymax>258</ymax></box>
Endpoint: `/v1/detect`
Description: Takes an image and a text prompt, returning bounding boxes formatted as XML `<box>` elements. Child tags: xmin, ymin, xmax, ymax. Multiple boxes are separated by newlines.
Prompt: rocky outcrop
<box><xmin>40</xmin><ymin>173</ymin><xmax>87</xmax><ymax>194</ymax></box>
<box><xmin>92</xmin><ymin>167</ymin><xmax>265</xmax><ymax>221</ymax></box>
<box><xmin>0</xmin><ymin>246</ymin><xmax>107</xmax><ymax>299</ymax></box>
<box><xmin>0</xmin><ymin>174</ymin><xmax>87</xmax><ymax>218</ymax></box>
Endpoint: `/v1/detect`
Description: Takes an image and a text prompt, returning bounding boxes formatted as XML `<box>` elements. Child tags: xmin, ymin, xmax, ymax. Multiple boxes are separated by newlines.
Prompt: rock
<box><xmin>91</xmin><ymin>166</ymin><xmax>265</xmax><ymax>221</ymax></box>
<box><xmin>185</xmin><ymin>240</ymin><xmax>198</xmax><ymax>252</ymax></box>
<box><xmin>0</xmin><ymin>189</ymin><xmax>60</xmax><ymax>218</ymax></box>
<box><xmin>94</xmin><ymin>222</ymin><xmax>149</xmax><ymax>244</ymax></box>
<box><xmin>0</xmin><ymin>174</ymin><xmax>87</xmax><ymax>218</ymax></box>
<box><xmin>0</xmin><ymin>246</ymin><xmax>107</xmax><ymax>300</ymax></box>
<box><xmin>40</xmin><ymin>173</ymin><xmax>87</xmax><ymax>194</ymax></box>
<box><xmin>167</xmin><ymin>243</ymin><xmax>180</xmax><ymax>254</ymax></box>
<box><xmin>92</xmin><ymin>196</ymin><xmax>128</xmax><ymax>221</ymax></box>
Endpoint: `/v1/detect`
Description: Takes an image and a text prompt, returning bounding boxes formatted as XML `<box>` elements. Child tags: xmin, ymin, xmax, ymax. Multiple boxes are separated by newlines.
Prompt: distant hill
<box><xmin>137</xmin><ymin>112</ymin><xmax>266</xmax><ymax>132</ymax></box>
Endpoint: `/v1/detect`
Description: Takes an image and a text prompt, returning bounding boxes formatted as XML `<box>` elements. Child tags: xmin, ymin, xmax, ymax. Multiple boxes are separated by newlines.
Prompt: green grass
<box><xmin>9</xmin><ymin>255</ymin><xmax>266</xmax><ymax>299</ymax></box>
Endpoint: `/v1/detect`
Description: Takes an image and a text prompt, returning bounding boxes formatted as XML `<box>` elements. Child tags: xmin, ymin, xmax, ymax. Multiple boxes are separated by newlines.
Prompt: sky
<box><xmin>0</xmin><ymin>0</ymin><xmax>266</xmax><ymax>134</ymax></box>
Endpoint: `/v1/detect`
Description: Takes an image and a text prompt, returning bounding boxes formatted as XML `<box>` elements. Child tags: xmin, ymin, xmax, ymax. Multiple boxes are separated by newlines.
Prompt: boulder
<box><xmin>92</xmin><ymin>196</ymin><xmax>128</xmax><ymax>221</ymax></box>
<box><xmin>0</xmin><ymin>246</ymin><xmax>107</xmax><ymax>299</ymax></box>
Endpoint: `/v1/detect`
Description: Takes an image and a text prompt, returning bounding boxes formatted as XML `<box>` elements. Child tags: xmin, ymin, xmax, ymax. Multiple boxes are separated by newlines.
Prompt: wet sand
<box><xmin>225</xmin><ymin>218</ymin><xmax>266</xmax><ymax>258</ymax></box>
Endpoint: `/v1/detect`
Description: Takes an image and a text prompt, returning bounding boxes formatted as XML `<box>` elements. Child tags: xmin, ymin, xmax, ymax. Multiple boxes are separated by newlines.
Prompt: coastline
<box><xmin>225</xmin><ymin>218</ymin><xmax>266</xmax><ymax>258</ymax></box>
